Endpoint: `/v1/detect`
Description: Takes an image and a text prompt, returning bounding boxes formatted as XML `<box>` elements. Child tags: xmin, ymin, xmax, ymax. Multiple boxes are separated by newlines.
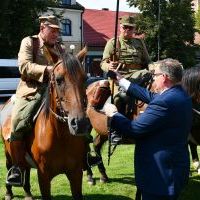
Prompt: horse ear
<box><xmin>76</xmin><ymin>45</ymin><xmax>87</xmax><ymax>63</ymax></box>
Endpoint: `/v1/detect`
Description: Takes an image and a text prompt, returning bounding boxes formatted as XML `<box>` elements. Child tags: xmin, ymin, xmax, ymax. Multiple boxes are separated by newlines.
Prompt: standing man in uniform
<box><xmin>101</xmin><ymin>15</ymin><xmax>150</xmax><ymax>116</ymax></box>
<box><xmin>7</xmin><ymin>15</ymin><xmax>64</xmax><ymax>186</ymax></box>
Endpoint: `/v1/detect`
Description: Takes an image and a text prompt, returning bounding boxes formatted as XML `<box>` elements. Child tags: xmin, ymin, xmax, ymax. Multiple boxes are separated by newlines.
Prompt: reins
<box><xmin>49</xmin><ymin>60</ymin><xmax>69</xmax><ymax>122</ymax></box>
<box><xmin>193</xmin><ymin>108</ymin><xmax>200</xmax><ymax>116</ymax></box>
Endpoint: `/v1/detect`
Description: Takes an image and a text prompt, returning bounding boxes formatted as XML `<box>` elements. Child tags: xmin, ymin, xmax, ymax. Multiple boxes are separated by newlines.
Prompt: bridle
<box><xmin>135</xmin><ymin>72</ymin><xmax>154</xmax><ymax>108</ymax></box>
<box><xmin>49</xmin><ymin>60</ymin><xmax>69</xmax><ymax>123</ymax></box>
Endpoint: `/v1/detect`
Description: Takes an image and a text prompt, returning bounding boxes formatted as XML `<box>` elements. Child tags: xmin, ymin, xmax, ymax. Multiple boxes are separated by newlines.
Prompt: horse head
<box><xmin>46</xmin><ymin>53</ymin><xmax>90</xmax><ymax>136</ymax></box>
<box><xmin>86</xmin><ymin>79</ymin><xmax>111</xmax><ymax>135</ymax></box>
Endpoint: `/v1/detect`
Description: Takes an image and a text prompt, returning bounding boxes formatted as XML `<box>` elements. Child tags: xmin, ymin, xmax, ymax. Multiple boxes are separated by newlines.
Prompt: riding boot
<box><xmin>6</xmin><ymin>140</ymin><xmax>26</xmax><ymax>186</ymax></box>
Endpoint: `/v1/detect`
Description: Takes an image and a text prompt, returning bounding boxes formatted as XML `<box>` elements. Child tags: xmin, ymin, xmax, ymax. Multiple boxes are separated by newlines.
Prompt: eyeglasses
<box><xmin>122</xmin><ymin>25</ymin><xmax>134</xmax><ymax>30</ymax></box>
<box><xmin>152</xmin><ymin>73</ymin><xmax>163</xmax><ymax>78</ymax></box>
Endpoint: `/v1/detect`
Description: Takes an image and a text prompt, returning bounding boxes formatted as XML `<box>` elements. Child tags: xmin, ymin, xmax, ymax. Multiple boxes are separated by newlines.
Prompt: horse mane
<box><xmin>76</xmin><ymin>45</ymin><xmax>87</xmax><ymax>63</ymax></box>
<box><xmin>182</xmin><ymin>66</ymin><xmax>200</xmax><ymax>103</ymax></box>
<box><xmin>43</xmin><ymin>52</ymin><xmax>86</xmax><ymax>117</ymax></box>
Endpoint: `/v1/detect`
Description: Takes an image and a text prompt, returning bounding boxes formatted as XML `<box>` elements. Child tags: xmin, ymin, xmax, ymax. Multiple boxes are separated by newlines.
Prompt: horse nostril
<box><xmin>70</xmin><ymin>118</ymin><xmax>77</xmax><ymax>130</ymax></box>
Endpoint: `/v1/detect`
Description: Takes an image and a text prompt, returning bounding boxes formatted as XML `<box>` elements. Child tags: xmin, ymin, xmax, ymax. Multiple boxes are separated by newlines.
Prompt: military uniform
<box><xmin>11</xmin><ymin>18</ymin><xmax>64</xmax><ymax>141</ymax></box>
<box><xmin>100</xmin><ymin>15</ymin><xmax>150</xmax><ymax>116</ymax></box>
<box><xmin>101</xmin><ymin>35</ymin><xmax>150</xmax><ymax>81</ymax></box>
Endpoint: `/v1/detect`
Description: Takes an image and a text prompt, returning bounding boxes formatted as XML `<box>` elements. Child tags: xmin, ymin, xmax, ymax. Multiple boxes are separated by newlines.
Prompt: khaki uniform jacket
<box><xmin>16</xmin><ymin>34</ymin><xmax>59</xmax><ymax>99</ymax></box>
<box><xmin>101</xmin><ymin>35</ymin><xmax>150</xmax><ymax>75</ymax></box>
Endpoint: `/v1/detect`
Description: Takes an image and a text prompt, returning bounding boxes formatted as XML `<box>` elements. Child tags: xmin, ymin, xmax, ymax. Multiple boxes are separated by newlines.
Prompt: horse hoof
<box><xmin>100</xmin><ymin>176</ymin><xmax>109</xmax><ymax>183</ymax></box>
<box><xmin>193</xmin><ymin>161</ymin><xmax>200</xmax><ymax>170</ymax></box>
<box><xmin>5</xmin><ymin>194</ymin><xmax>12</xmax><ymax>200</ymax></box>
<box><xmin>24</xmin><ymin>195</ymin><xmax>34</xmax><ymax>200</ymax></box>
<box><xmin>87</xmin><ymin>175</ymin><xmax>96</xmax><ymax>185</ymax></box>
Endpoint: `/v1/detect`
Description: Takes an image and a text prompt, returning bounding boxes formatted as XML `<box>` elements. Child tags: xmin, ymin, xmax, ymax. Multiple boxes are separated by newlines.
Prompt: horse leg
<box><xmin>37</xmin><ymin>170</ymin><xmax>52</xmax><ymax>200</ymax></box>
<box><xmin>93</xmin><ymin>134</ymin><xmax>109</xmax><ymax>183</ymax></box>
<box><xmin>5</xmin><ymin>152</ymin><xmax>13</xmax><ymax>200</ymax></box>
<box><xmin>135</xmin><ymin>187</ymin><xmax>142</xmax><ymax>200</ymax></box>
<box><xmin>85</xmin><ymin>142</ymin><xmax>95</xmax><ymax>185</ymax></box>
<box><xmin>66</xmin><ymin>168</ymin><xmax>83</xmax><ymax>200</ymax></box>
<box><xmin>86</xmin><ymin>165</ymin><xmax>95</xmax><ymax>185</ymax></box>
<box><xmin>189</xmin><ymin>141</ymin><xmax>200</xmax><ymax>171</ymax></box>
<box><xmin>23</xmin><ymin>168</ymin><xmax>34</xmax><ymax>200</ymax></box>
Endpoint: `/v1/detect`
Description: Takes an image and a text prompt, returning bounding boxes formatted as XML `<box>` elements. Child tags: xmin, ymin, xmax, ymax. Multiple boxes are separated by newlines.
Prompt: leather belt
<box><xmin>124</xmin><ymin>64</ymin><xmax>143</xmax><ymax>70</ymax></box>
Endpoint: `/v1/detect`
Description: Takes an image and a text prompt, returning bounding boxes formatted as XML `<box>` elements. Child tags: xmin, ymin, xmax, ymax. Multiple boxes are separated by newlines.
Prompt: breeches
<box><xmin>10</xmin><ymin>92</ymin><xmax>43</xmax><ymax>141</ymax></box>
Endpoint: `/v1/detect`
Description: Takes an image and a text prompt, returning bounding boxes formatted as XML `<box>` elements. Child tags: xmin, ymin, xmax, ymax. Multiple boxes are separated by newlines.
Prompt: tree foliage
<box><xmin>0</xmin><ymin>0</ymin><xmax>58</xmax><ymax>58</ymax></box>
<box><xmin>127</xmin><ymin>0</ymin><xmax>196</xmax><ymax>68</ymax></box>
<box><xmin>195</xmin><ymin>6</ymin><xmax>200</xmax><ymax>32</ymax></box>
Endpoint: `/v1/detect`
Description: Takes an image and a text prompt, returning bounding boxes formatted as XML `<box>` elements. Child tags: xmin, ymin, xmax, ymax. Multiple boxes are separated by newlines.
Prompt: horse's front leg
<box><xmin>37</xmin><ymin>169</ymin><xmax>52</xmax><ymax>200</ymax></box>
<box><xmin>66</xmin><ymin>168</ymin><xmax>83</xmax><ymax>200</ymax></box>
<box><xmin>93</xmin><ymin>134</ymin><xmax>109</xmax><ymax>183</ymax></box>
<box><xmin>5</xmin><ymin>152</ymin><xmax>13</xmax><ymax>200</ymax></box>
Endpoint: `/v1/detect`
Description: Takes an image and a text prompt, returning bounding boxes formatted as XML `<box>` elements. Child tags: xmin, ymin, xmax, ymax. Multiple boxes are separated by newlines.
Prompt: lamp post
<box><xmin>157</xmin><ymin>0</ymin><xmax>161</xmax><ymax>61</ymax></box>
<box><xmin>70</xmin><ymin>44</ymin><xmax>75</xmax><ymax>55</ymax></box>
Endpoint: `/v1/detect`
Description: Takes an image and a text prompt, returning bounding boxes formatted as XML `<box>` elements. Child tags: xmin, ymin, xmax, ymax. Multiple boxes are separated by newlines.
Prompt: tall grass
<box><xmin>0</xmin><ymin>139</ymin><xmax>200</xmax><ymax>199</ymax></box>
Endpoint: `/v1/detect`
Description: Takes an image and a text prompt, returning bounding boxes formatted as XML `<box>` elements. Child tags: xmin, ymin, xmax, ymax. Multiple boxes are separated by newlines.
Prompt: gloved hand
<box><xmin>104</xmin><ymin>103</ymin><xmax>118</xmax><ymax>117</ymax></box>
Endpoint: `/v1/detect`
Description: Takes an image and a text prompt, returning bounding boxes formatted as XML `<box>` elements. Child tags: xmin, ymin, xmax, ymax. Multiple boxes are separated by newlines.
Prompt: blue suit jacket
<box><xmin>111</xmin><ymin>84</ymin><xmax>192</xmax><ymax>196</ymax></box>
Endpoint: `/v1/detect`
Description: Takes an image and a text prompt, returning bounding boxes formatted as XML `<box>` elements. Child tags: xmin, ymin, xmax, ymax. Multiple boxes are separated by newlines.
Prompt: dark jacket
<box><xmin>111</xmin><ymin>83</ymin><xmax>192</xmax><ymax>196</ymax></box>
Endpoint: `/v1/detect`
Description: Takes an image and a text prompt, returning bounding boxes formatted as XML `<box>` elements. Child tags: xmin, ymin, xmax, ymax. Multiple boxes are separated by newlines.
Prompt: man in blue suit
<box><xmin>104</xmin><ymin>58</ymin><xmax>192</xmax><ymax>200</ymax></box>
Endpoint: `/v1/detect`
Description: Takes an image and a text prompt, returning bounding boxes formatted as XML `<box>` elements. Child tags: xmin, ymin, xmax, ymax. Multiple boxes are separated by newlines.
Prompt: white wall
<box><xmin>46</xmin><ymin>7</ymin><xmax>83</xmax><ymax>43</ymax></box>
<box><xmin>59</xmin><ymin>8</ymin><xmax>83</xmax><ymax>42</ymax></box>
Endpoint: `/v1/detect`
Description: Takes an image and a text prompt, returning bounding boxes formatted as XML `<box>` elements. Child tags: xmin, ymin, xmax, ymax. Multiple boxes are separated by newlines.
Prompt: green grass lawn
<box><xmin>0</xmin><ymin>138</ymin><xmax>200</xmax><ymax>200</ymax></box>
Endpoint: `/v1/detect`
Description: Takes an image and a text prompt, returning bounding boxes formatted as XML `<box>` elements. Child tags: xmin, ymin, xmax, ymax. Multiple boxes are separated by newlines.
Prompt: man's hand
<box><xmin>46</xmin><ymin>66</ymin><xmax>53</xmax><ymax>74</ymax></box>
<box><xmin>108</xmin><ymin>61</ymin><xmax>119</xmax><ymax>71</ymax></box>
<box><xmin>104</xmin><ymin>103</ymin><xmax>118</xmax><ymax>117</ymax></box>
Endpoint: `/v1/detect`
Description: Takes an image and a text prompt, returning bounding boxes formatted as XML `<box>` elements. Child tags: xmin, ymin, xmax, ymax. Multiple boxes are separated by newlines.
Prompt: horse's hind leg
<box><xmin>93</xmin><ymin>134</ymin><xmax>109</xmax><ymax>183</ymax></box>
<box><xmin>23</xmin><ymin>168</ymin><xmax>34</xmax><ymax>200</ymax></box>
<box><xmin>66</xmin><ymin>168</ymin><xmax>83</xmax><ymax>200</ymax></box>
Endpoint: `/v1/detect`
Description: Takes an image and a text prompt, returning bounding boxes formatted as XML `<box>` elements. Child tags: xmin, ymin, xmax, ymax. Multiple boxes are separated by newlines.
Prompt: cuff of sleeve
<box><xmin>119</xmin><ymin>78</ymin><xmax>131</xmax><ymax>91</ymax></box>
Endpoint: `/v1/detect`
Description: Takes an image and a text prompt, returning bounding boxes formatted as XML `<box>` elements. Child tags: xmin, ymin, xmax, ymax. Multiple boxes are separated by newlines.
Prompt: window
<box><xmin>61</xmin><ymin>0</ymin><xmax>71</xmax><ymax>5</ymax></box>
<box><xmin>61</xmin><ymin>19</ymin><xmax>72</xmax><ymax>36</ymax></box>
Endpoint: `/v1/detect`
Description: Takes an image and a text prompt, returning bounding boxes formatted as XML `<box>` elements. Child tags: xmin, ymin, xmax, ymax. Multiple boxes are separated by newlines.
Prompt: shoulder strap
<box><xmin>31</xmin><ymin>36</ymin><xmax>39</xmax><ymax>63</ymax></box>
<box><xmin>116</xmin><ymin>37</ymin><xmax>121</xmax><ymax>58</ymax></box>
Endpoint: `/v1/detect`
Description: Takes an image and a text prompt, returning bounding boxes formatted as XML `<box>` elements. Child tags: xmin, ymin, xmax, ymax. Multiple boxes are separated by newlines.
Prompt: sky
<box><xmin>77</xmin><ymin>0</ymin><xmax>139</xmax><ymax>13</ymax></box>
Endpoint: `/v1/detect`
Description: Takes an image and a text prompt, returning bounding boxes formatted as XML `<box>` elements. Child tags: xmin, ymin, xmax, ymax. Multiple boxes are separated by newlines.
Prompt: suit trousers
<box><xmin>142</xmin><ymin>192</ymin><xmax>178</xmax><ymax>200</ymax></box>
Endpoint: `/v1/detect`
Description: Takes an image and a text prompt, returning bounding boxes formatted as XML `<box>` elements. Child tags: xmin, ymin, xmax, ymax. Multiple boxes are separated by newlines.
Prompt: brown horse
<box><xmin>86</xmin><ymin>73</ymin><xmax>154</xmax><ymax>187</ymax></box>
<box><xmin>1</xmin><ymin>53</ymin><xmax>90</xmax><ymax>200</ymax></box>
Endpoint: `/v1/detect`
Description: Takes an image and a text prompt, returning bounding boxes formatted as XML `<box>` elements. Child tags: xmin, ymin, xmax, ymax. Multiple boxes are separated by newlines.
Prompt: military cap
<box><xmin>39</xmin><ymin>15</ymin><xmax>60</xmax><ymax>29</ymax></box>
<box><xmin>119</xmin><ymin>15</ymin><xmax>135</xmax><ymax>27</ymax></box>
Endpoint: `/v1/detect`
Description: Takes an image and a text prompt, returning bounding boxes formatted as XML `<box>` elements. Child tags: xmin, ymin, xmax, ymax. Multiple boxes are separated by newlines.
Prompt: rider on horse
<box><xmin>6</xmin><ymin>15</ymin><xmax>99</xmax><ymax>186</ymax></box>
<box><xmin>100</xmin><ymin>15</ymin><xmax>151</xmax><ymax>143</ymax></box>
<box><xmin>6</xmin><ymin>15</ymin><xmax>64</xmax><ymax>186</ymax></box>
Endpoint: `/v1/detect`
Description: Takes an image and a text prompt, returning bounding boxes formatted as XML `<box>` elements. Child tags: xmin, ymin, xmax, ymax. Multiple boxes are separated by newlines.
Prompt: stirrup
<box><xmin>111</xmin><ymin>134</ymin><xmax>122</xmax><ymax>145</ymax></box>
<box><xmin>6</xmin><ymin>166</ymin><xmax>25</xmax><ymax>187</ymax></box>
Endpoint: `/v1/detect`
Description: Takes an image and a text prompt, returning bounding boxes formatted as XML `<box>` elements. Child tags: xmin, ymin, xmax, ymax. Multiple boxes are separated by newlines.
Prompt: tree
<box><xmin>127</xmin><ymin>0</ymin><xmax>196</xmax><ymax>68</ymax></box>
<box><xmin>0</xmin><ymin>0</ymin><xmax>58</xmax><ymax>58</ymax></box>
<box><xmin>195</xmin><ymin>6</ymin><xmax>200</xmax><ymax>32</ymax></box>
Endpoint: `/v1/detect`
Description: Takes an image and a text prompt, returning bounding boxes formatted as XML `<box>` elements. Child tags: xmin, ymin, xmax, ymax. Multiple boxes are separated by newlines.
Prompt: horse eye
<box><xmin>56</xmin><ymin>76</ymin><xmax>64</xmax><ymax>86</ymax></box>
